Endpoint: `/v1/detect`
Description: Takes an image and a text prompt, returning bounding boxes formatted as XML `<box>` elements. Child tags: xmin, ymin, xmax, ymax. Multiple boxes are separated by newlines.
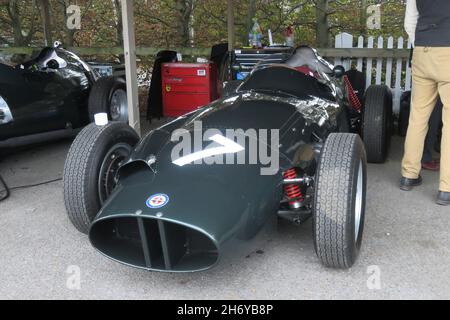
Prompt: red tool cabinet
<box><xmin>162</xmin><ymin>63</ymin><xmax>218</xmax><ymax>117</ymax></box>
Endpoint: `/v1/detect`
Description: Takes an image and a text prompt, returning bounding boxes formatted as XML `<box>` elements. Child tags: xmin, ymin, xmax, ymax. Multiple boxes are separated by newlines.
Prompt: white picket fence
<box><xmin>334</xmin><ymin>32</ymin><xmax>413</xmax><ymax>113</ymax></box>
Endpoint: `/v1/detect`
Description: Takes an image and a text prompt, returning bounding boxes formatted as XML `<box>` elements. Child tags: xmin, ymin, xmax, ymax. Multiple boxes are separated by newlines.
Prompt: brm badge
<box><xmin>146</xmin><ymin>194</ymin><xmax>170</xmax><ymax>209</ymax></box>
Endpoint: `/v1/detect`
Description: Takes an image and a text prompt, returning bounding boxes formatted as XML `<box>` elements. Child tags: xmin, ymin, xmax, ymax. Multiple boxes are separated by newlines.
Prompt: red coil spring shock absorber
<box><xmin>343</xmin><ymin>75</ymin><xmax>362</xmax><ymax>112</ymax></box>
<box><xmin>284</xmin><ymin>169</ymin><xmax>303</xmax><ymax>209</ymax></box>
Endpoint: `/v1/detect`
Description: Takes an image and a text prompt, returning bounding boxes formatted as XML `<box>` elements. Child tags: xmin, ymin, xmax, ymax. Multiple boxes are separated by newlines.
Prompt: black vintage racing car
<box><xmin>0</xmin><ymin>42</ymin><xmax>128</xmax><ymax>148</ymax></box>
<box><xmin>63</xmin><ymin>46</ymin><xmax>393</xmax><ymax>271</ymax></box>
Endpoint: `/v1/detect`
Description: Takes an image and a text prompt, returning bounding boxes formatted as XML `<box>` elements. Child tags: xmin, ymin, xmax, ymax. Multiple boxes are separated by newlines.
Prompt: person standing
<box><xmin>401</xmin><ymin>0</ymin><xmax>450</xmax><ymax>206</ymax></box>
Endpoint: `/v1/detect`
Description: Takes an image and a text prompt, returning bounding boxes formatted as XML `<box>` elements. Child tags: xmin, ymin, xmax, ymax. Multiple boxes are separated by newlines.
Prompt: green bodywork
<box><xmin>89</xmin><ymin>65</ymin><xmax>346</xmax><ymax>272</ymax></box>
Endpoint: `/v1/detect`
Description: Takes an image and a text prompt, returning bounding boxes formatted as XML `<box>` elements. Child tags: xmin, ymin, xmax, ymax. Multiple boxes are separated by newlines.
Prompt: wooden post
<box><xmin>227</xmin><ymin>0</ymin><xmax>235</xmax><ymax>51</ymax></box>
<box><xmin>121</xmin><ymin>0</ymin><xmax>141</xmax><ymax>136</ymax></box>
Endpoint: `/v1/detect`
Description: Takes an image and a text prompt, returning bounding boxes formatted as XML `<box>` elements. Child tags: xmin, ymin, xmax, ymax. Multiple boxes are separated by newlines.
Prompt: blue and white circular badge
<box><xmin>146</xmin><ymin>193</ymin><xmax>170</xmax><ymax>209</ymax></box>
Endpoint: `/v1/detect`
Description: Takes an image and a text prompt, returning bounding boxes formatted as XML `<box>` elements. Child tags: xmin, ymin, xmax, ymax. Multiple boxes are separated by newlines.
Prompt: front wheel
<box><xmin>313</xmin><ymin>133</ymin><xmax>367</xmax><ymax>269</ymax></box>
<box><xmin>63</xmin><ymin>122</ymin><xmax>139</xmax><ymax>234</ymax></box>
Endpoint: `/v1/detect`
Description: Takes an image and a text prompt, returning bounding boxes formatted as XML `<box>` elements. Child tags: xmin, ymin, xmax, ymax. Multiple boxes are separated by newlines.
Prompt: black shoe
<box><xmin>437</xmin><ymin>192</ymin><xmax>450</xmax><ymax>206</ymax></box>
<box><xmin>400</xmin><ymin>176</ymin><xmax>423</xmax><ymax>191</ymax></box>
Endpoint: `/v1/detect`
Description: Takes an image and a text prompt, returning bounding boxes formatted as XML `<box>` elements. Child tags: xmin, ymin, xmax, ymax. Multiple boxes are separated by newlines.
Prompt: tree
<box><xmin>37</xmin><ymin>0</ymin><xmax>51</xmax><ymax>45</ymax></box>
<box><xmin>314</xmin><ymin>0</ymin><xmax>329</xmax><ymax>47</ymax></box>
<box><xmin>244</xmin><ymin>0</ymin><xmax>256</xmax><ymax>45</ymax></box>
<box><xmin>0</xmin><ymin>0</ymin><xmax>408</xmax><ymax>50</ymax></box>
<box><xmin>0</xmin><ymin>0</ymin><xmax>38</xmax><ymax>46</ymax></box>
<box><xmin>174</xmin><ymin>0</ymin><xmax>195</xmax><ymax>46</ymax></box>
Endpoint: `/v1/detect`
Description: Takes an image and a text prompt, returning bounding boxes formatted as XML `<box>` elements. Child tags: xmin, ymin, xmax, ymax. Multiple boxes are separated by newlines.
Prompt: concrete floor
<box><xmin>0</xmin><ymin>135</ymin><xmax>449</xmax><ymax>300</ymax></box>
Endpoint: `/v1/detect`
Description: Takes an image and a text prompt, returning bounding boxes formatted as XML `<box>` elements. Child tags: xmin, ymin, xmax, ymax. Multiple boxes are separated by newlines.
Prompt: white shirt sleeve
<box><xmin>404</xmin><ymin>0</ymin><xmax>419</xmax><ymax>46</ymax></box>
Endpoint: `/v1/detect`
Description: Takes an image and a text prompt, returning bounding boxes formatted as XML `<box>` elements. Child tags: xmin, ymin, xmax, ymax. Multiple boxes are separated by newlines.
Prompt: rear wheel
<box><xmin>88</xmin><ymin>76</ymin><xmax>128</xmax><ymax>123</ymax></box>
<box><xmin>313</xmin><ymin>133</ymin><xmax>367</xmax><ymax>269</ymax></box>
<box><xmin>63</xmin><ymin>122</ymin><xmax>139</xmax><ymax>234</ymax></box>
<box><xmin>362</xmin><ymin>85</ymin><xmax>393</xmax><ymax>163</ymax></box>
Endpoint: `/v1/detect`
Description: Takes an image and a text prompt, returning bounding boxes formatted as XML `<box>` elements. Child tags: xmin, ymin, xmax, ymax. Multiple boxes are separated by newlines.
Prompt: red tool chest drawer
<box><xmin>162</xmin><ymin>63</ymin><xmax>218</xmax><ymax>117</ymax></box>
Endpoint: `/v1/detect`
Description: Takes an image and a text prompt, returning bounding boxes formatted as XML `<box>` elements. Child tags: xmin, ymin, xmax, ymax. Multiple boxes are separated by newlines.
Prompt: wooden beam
<box><xmin>121</xmin><ymin>0</ymin><xmax>141</xmax><ymax>136</ymax></box>
<box><xmin>317</xmin><ymin>48</ymin><xmax>411</xmax><ymax>59</ymax></box>
<box><xmin>0</xmin><ymin>47</ymin><xmax>412</xmax><ymax>59</ymax></box>
<box><xmin>0</xmin><ymin>46</ymin><xmax>211</xmax><ymax>57</ymax></box>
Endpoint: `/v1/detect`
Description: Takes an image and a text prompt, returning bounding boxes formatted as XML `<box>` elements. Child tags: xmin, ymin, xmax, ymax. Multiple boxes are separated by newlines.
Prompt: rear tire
<box><xmin>88</xmin><ymin>76</ymin><xmax>128</xmax><ymax>123</ymax></box>
<box><xmin>313</xmin><ymin>133</ymin><xmax>367</xmax><ymax>269</ymax></box>
<box><xmin>362</xmin><ymin>85</ymin><xmax>393</xmax><ymax>163</ymax></box>
<box><xmin>63</xmin><ymin>122</ymin><xmax>139</xmax><ymax>234</ymax></box>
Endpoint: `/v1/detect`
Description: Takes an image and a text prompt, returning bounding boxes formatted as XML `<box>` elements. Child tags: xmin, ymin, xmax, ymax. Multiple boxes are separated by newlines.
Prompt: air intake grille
<box><xmin>90</xmin><ymin>216</ymin><xmax>219</xmax><ymax>272</ymax></box>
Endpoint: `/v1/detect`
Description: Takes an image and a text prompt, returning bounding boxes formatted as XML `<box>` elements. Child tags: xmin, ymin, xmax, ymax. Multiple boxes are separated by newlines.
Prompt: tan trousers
<box><xmin>402</xmin><ymin>46</ymin><xmax>450</xmax><ymax>192</ymax></box>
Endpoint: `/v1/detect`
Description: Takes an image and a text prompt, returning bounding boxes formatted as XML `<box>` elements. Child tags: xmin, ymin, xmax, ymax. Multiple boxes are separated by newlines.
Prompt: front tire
<box><xmin>63</xmin><ymin>122</ymin><xmax>139</xmax><ymax>234</ymax></box>
<box><xmin>313</xmin><ymin>133</ymin><xmax>367</xmax><ymax>269</ymax></box>
<box><xmin>362</xmin><ymin>85</ymin><xmax>393</xmax><ymax>163</ymax></box>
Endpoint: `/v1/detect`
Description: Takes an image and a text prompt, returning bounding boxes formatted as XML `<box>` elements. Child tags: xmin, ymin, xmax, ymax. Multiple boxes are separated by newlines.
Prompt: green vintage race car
<box><xmin>63</xmin><ymin>46</ymin><xmax>393</xmax><ymax>272</ymax></box>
